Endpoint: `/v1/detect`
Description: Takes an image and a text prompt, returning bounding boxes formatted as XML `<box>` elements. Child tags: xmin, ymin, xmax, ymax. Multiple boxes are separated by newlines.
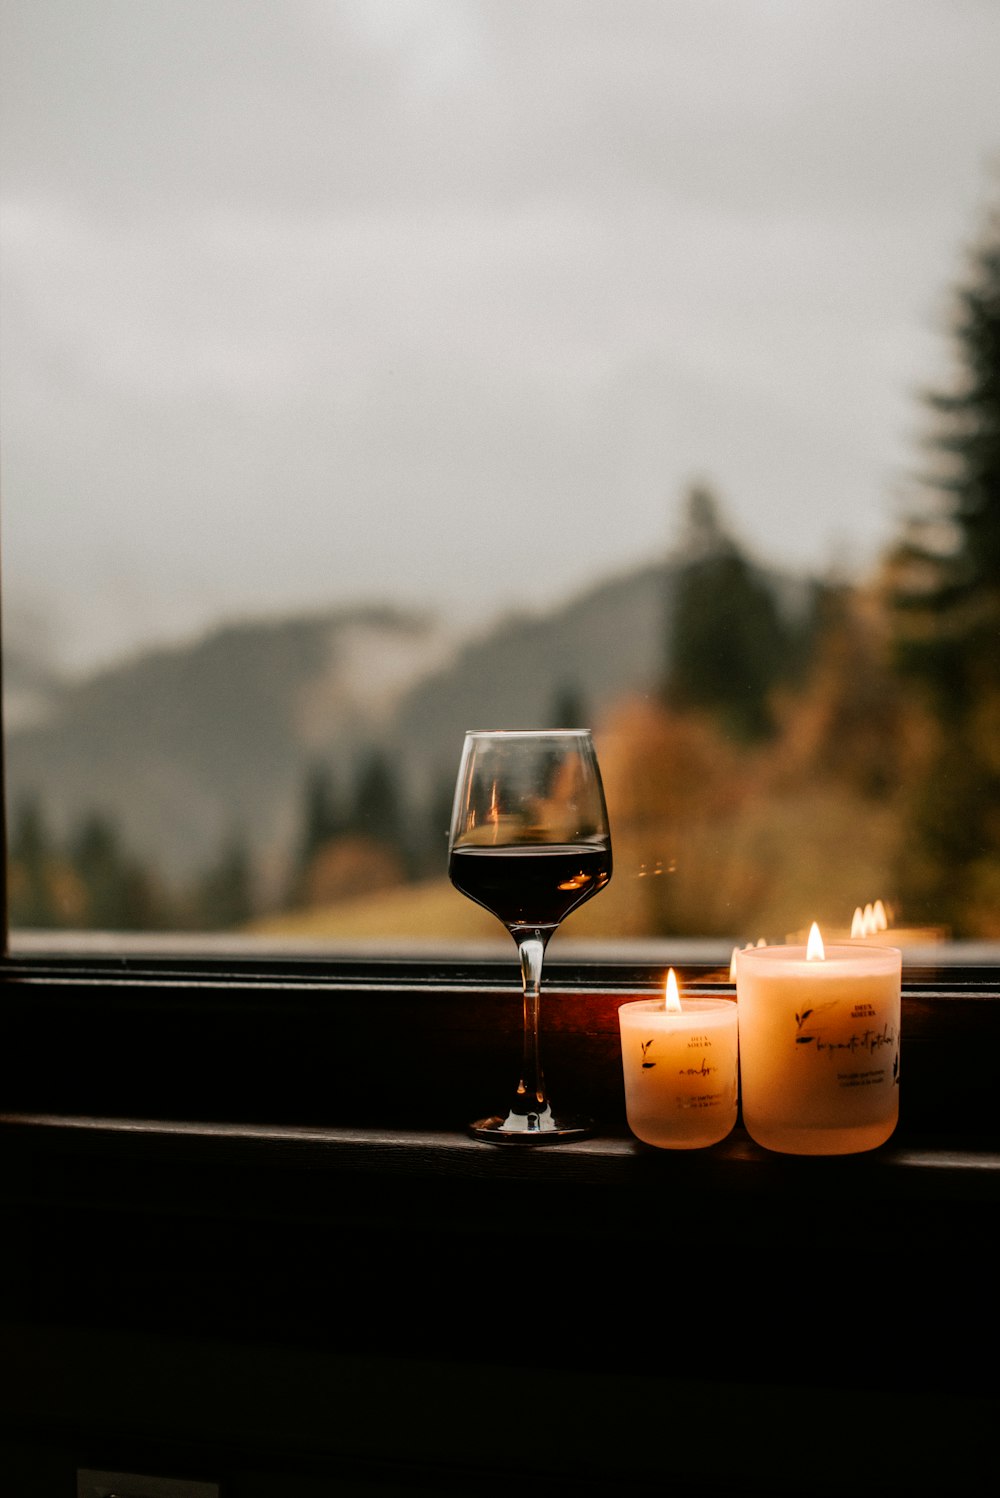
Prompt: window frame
<box><xmin>3</xmin><ymin>594</ymin><xmax>1000</xmax><ymax>1148</ymax></box>
<box><xmin>2</xmin><ymin>941</ymin><xmax>999</xmax><ymax>1144</ymax></box>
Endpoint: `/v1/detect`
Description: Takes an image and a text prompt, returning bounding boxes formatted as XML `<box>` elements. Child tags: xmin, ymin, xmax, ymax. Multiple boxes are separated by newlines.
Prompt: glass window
<box><xmin>3</xmin><ymin>1</ymin><xmax>1000</xmax><ymax>968</ymax></box>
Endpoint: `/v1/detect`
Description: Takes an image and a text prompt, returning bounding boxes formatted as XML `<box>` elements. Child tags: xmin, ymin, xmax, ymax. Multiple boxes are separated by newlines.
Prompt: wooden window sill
<box><xmin>2</xmin><ymin>1108</ymin><xmax>998</xmax><ymax>1197</ymax></box>
<box><xmin>1</xmin><ymin>1107</ymin><xmax>997</xmax><ymax>1493</ymax></box>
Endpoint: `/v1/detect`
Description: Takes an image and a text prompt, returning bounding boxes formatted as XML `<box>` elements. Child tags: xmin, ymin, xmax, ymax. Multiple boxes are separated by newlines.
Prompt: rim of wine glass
<box><xmin>462</xmin><ymin>728</ymin><xmax>594</xmax><ymax>738</ymax></box>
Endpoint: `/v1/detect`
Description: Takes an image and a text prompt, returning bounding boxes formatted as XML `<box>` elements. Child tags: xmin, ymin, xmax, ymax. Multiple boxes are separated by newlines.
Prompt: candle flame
<box><xmin>851</xmin><ymin>900</ymin><xmax>890</xmax><ymax>938</ymax></box>
<box><xmin>730</xmin><ymin>937</ymin><xmax>766</xmax><ymax>980</ymax></box>
<box><xmin>665</xmin><ymin>968</ymin><xmax>683</xmax><ymax>1012</ymax></box>
<box><xmin>806</xmin><ymin>922</ymin><xmax>825</xmax><ymax>961</ymax></box>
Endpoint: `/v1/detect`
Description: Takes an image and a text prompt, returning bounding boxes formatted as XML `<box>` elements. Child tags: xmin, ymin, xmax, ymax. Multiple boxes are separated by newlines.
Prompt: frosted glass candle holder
<box><xmin>618</xmin><ymin>996</ymin><xmax>739</xmax><ymax>1149</ymax></box>
<box><xmin>736</xmin><ymin>943</ymin><xmax>901</xmax><ymax>1155</ymax></box>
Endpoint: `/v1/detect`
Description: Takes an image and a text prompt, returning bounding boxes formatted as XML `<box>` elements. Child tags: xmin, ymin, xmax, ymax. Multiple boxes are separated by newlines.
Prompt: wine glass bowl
<box><xmin>448</xmin><ymin>729</ymin><xmax>612</xmax><ymax>1142</ymax></box>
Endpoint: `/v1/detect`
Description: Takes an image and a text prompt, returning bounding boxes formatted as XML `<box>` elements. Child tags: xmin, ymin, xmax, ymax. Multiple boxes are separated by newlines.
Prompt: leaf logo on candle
<box><xmin>641</xmin><ymin>1039</ymin><xmax>656</xmax><ymax>1069</ymax></box>
<box><xmin>794</xmin><ymin>1000</ymin><xmax>837</xmax><ymax>1045</ymax></box>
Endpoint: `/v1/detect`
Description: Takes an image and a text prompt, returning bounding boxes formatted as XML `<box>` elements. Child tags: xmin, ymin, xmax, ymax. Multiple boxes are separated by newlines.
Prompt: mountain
<box><xmin>388</xmin><ymin>560</ymin><xmax>673</xmax><ymax>799</ymax></box>
<box><xmin>6</xmin><ymin>554</ymin><xmax>807</xmax><ymax>896</ymax></box>
<box><xmin>4</xmin><ymin>604</ymin><xmax>452</xmax><ymax>888</ymax></box>
<box><xmin>2</xmin><ymin>628</ymin><xmax>63</xmax><ymax>733</ymax></box>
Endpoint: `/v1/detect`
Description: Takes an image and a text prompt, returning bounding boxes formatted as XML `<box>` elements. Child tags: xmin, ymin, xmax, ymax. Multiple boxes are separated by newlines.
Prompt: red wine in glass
<box><xmin>448</xmin><ymin>842</ymin><xmax>611</xmax><ymax>935</ymax></box>
<box><xmin>448</xmin><ymin>730</ymin><xmax>613</xmax><ymax>1142</ymax></box>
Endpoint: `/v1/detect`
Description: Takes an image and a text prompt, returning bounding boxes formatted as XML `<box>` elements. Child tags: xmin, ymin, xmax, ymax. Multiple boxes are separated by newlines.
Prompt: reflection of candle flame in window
<box><xmin>664</xmin><ymin>967</ymin><xmax>683</xmax><ymax>1012</ymax></box>
<box><xmin>806</xmin><ymin>922</ymin><xmax>825</xmax><ymax>961</ymax></box>
<box><xmin>730</xmin><ymin>939</ymin><xmax>766</xmax><ymax>980</ymax></box>
<box><xmin>851</xmin><ymin>899</ymin><xmax>889</xmax><ymax>937</ymax></box>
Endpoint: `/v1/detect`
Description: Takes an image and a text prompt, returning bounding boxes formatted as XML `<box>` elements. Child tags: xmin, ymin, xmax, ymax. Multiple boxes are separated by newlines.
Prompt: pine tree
<box><xmin>71</xmin><ymin>812</ymin><xmax>168</xmax><ymax>929</ymax></box>
<box><xmin>664</xmin><ymin>486</ymin><xmax>796</xmax><ymax>741</ymax></box>
<box><xmin>549</xmin><ymin>684</ymin><xmax>588</xmax><ymax>730</ymax></box>
<box><xmin>887</xmin><ymin>202</ymin><xmax>1000</xmax><ymax>932</ymax></box>
<box><xmin>197</xmin><ymin>832</ymin><xmax>255</xmax><ymax>930</ymax></box>
<box><xmin>8</xmin><ymin>798</ymin><xmax>60</xmax><ymax>927</ymax></box>
<box><xmin>352</xmin><ymin>749</ymin><xmax>404</xmax><ymax>856</ymax></box>
<box><xmin>890</xmin><ymin>204</ymin><xmax>1000</xmax><ymax>707</ymax></box>
<box><xmin>296</xmin><ymin>762</ymin><xmax>342</xmax><ymax>866</ymax></box>
<box><xmin>286</xmin><ymin>761</ymin><xmax>343</xmax><ymax>907</ymax></box>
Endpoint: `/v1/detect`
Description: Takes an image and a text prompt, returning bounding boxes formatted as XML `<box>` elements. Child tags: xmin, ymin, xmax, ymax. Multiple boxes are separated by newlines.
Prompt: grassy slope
<box><xmin>250</xmin><ymin>785</ymin><xmax>901</xmax><ymax>945</ymax></box>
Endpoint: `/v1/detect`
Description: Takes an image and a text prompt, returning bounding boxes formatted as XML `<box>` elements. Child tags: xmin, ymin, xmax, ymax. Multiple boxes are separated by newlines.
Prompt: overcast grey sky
<box><xmin>2</xmin><ymin>0</ymin><xmax>999</xmax><ymax>673</ymax></box>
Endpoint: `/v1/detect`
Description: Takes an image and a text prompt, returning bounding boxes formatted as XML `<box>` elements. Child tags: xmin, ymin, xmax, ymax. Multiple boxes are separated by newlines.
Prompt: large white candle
<box><xmin>618</xmin><ymin>972</ymin><xmax>738</xmax><ymax>1149</ymax></box>
<box><xmin>736</xmin><ymin>927</ymin><xmax>901</xmax><ymax>1155</ymax></box>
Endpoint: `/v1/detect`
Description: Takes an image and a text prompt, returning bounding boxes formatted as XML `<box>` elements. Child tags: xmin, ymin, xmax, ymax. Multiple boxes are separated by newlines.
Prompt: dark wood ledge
<box><xmin>2</xmin><ymin>1108</ymin><xmax>998</xmax><ymax>1493</ymax></box>
<box><xmin>2</xmin><ymin>955</ymin><xmax>998</xmax><ymax>1492</ymax></box>
<box><xmin>3</xmin><ymin>957</ymin><xmax>1000</xmax><ymax>1142</ymax></box>
<box><xmin>2</xmin><ymin>1109</ymin><xmax>998</xmax><ymax>1199</ymax></box>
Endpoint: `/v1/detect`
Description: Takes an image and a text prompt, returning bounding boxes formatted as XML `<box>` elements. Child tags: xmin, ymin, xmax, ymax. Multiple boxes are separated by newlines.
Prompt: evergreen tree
<box><xmin>413</xmin><ymin>770</ymin><xmax>457</xmax><ymax>880</ymax></box>
<box><xmin>890</xmin><ymin>203</ymin><xmax>1000</xmax><ymax>709</ymax></box>
<box><xmin>197</xmin><ymin>832</ymin><xmax>255</xmax><ymax>930</ymax></box>
<box><xmin>8</xmin><ymin>798</ymin><xmax>60</xmax><ymax>927</ymax></box>
<box><xmin>286</xmin><ymin>761</ymin><xmax>343</xmax><ymax>907</ymax></box>
<box><xmin>71</xmin><ymin>814</ymin><xmax>125</xmax><ymax>927</ymax></box>
<box><xmin>352</xmin><ymin>749</ymin><xmax>404</xmax><ymax>854</ymax></box>
<box><xmin>549</xmin><ymin>684</ymin><xmax>588</xmax><ymax>730</ymax></box>
<box><xmin>296</xmin><ymin>762</ymin><xmax>342</xmax><ymax>866</ymax></box>
<box><xmin>664</xmin><ymin>486</ymin><xmax>795</xmax><ymax>741</ymax></box>
<box><xmin>887</xmin><ymin>202</ymin><xmax>1000</xmax><ymax>931</ymax></box>
<box><xmin>71</xmin><ymin>811</ymin><xmax>168</xmax><ymax>929</ymax></box>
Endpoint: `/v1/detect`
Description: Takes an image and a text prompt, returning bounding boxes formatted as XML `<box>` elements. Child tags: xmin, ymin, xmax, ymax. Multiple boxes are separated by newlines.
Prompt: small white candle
<box><xmin>736</xmin><ymin>925</ymin><xmax>901</xmax><ymax>1156</ymax></box>
<box><xmin>618</xmin><ymin>970</ymin><xmax>739</xmax><ymax>1149</ymax></box>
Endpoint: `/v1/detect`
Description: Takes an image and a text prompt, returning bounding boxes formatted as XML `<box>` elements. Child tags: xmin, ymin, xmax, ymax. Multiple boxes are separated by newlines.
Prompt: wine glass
<box><xmin>448</xmin><ymin>729</ymin><xmax>613</xmax><ymax>1143</ymax></box>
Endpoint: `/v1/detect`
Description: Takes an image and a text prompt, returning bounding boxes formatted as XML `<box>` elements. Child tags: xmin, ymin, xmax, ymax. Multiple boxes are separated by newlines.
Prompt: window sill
<box><xmin>2</xmin><ymin>950</ymin><xmax>998</xmax><ymax>1143</ymax></box>
<box><xmin>1</xmin><ymin>1106</ymin><xmax>996</xmax><ymax>1381</ymax></box>
<box><xmin>2</xmin><ymin>1108</ymin><xmax>998</xmax><ymax>1199</ymax></box>
<box><xmin>2</xmin><ymin>1103</ymin><xmax>997</xmax><ymax>1491</ymax></box>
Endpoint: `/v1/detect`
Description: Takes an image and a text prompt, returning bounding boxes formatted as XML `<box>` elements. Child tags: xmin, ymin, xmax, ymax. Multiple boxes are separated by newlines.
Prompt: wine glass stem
<box><xmin>516</xmin><ymin>936</ymin><xmax>548</xmax><ymax>1115</ymax></box>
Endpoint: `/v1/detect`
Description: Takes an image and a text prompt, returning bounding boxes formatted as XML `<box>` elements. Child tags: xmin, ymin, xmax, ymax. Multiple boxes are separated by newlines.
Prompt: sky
<box><xmin>2</xmin><ymin>0</ymin><xmax>999</xmax><ymax>675</ymax></box>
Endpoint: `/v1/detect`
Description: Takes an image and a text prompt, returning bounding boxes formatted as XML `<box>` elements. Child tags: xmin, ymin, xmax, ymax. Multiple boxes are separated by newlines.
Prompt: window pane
<box><xmin>4</xmin><ymin>1</ymin><xmax>1000</xmax><ymax>957</ymax></box>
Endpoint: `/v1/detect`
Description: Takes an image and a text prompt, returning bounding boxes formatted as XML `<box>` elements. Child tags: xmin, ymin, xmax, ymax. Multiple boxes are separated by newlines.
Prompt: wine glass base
<box><xmin>470</xmin><ymin>1110</ymin><xmax>595</xmax><ymax>1144</ymax></box>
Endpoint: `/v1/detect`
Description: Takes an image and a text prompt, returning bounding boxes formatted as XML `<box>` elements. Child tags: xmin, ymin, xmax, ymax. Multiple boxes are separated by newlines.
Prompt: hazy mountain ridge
<box><xmin>2</xmin><ymin>635</ymin><xmax>64</xmax><ymax>733</ymax></box>
<box><xmin>4</xmin><ymin>603</ymin><xmax>449</xmax><ymax>885</ymax></box>
<box><xmin>5</xmin><ymin>555</ymin><xmax>807</xmax><ymax>891</ymax></box>
<box><xmin>389</xmin><ymin>561</ymin><xmax>674</xmax><ymax>799</ymax></box>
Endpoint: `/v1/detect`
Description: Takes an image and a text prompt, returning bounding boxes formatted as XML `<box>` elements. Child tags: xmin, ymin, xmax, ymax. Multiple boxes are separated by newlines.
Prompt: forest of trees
<box><xmin>885</xmin><ymin>210</ymin><xmax>1000</xmax><ymax>933</ymax></box>
<box><xmin>8</xmin><ymin>203</ymin><xmax>1000</xmax><ymax>941</ymax></box>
